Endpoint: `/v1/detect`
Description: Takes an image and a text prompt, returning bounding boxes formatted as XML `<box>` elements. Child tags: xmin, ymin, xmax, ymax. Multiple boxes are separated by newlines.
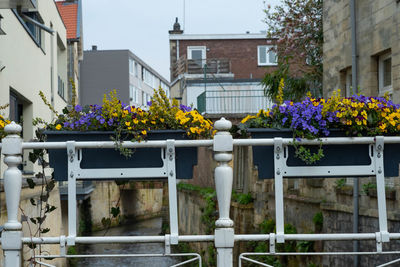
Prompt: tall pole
<box><xmin>350</xmin><ymin>0</ymin><xmax>359</xmax><ymax>266</ymax></box>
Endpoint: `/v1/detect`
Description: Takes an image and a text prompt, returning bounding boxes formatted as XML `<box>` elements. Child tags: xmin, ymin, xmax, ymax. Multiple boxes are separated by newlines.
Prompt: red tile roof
<box><xmin>56</xmin><ymin>1</ymin><xmax>78</xmax><ymax>40</ymax></box>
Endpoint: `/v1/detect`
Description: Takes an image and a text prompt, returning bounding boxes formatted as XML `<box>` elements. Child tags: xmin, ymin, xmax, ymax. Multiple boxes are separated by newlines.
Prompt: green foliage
<box><xmin>263</xmin><ymin>0</ymin><xmax>323</xmax><ymax>99</ymax></box>
<box><xmin>259</xmin><ymin>218</ymin><xmax>276</xmax><ymax>234</ymax></box>
<box><xmin>362</xmin><ymin>182</ymin><xmax>377</xmax><ymax>195</ymax></box>
<box><xmin>297</xmin><ymin>240</ymin><xmax>315</xmax><ymax>252</ymax></box>
<box><xmin>262</xmin><ymin>63</ymin><xmax>311</xmax><ymax>102</ymax></box>
<box><xmin>177</xmin><ymin>183</ymin><xmax>217</xmax><ymax>233</ymax></box>
<box><xmin>335</xmin><ymin>178</ymin><xmax>346</xmax><ymax>189</ymax></box>
<box><xmin>313</xmin><ymin>212</ymin><xmax>323</xmax><ymax>232</ymax></box>
<box><xmin>207</xmin><ymin>245</ymin><xmax>217</xmax><ymax>267</ymax></box>
<box><xmin>292</xmin><ymin>140</ymin><xmax>324</xmax><ymax>164</ymax></box>
<box><xmin>232</xmin><ymin>190</ymin><xmax>254</xmax><ymax>205</ymax></box>
<box><xmin>67</xmin><ymin>246</ymin><xmax>78</xmax><ymax>267</ymax></box>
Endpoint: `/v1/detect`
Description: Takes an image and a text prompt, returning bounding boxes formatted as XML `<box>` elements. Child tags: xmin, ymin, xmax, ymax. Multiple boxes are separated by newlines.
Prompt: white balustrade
<box><xmin>1</xmin><ymin>119</ymin><xmax>400</xmax><ymax>266</ymax></box>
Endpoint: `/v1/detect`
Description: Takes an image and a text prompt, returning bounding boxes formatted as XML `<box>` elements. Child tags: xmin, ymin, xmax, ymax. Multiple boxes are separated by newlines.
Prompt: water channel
<box><xmin>76</xmin><ymin>217</ymin><xmax>180</xmax><ymax>267</ymax></box>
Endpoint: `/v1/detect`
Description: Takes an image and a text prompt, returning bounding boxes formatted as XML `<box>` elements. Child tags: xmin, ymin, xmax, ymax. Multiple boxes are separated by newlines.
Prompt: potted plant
<box><xmin>43</xmin><ymin>89</ymin><xmax>214</xmax><ymax>181</ymax></box>
<box><xmin>237</xmin><ymin>88</ymin><xmax>400</xmax><ymax>179</ymax></box>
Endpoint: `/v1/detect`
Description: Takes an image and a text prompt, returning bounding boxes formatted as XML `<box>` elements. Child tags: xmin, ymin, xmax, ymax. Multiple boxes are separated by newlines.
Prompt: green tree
<box><xmin>262</xmin><ymin>0</ymin><xmax>323</xmax><ymax>101</ymax></box>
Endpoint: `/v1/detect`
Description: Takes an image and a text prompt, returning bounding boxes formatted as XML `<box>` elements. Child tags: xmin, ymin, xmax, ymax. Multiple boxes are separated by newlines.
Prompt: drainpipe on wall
<box><xmin>350</xmin><ymin>0</ymin><xmax>359</xmax><ymax>266</ymax></box>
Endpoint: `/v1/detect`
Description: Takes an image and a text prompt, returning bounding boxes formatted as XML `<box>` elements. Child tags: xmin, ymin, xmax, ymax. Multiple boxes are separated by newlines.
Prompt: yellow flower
<box><xmin>241</xmin><ymin>115</ymin><xmax>256</xmax><ymax>123</ymax></box>
<box><xmin>133</xmin><ymin>119</ymin><xmax>139</xmax><ymax>124</ymax></box>
<box><xmin>151</xmin><ymin>121</ymin><xmax>156</xmax><ymax>125</ymax></box>
<box><xmin>125</xmin><ymin>121</ymin><xmax>131</xmax><ymax>126</ymax></box>
<box><xmin>379</xmin><ymin>123</ymin><xmax>387</xmax><ymax>131</ymax></box>
<box><xmin>160</xmin><ymin>118</ymin><xmax>165</xmax><ymax>123</ymax></box>
<box><xmin>141</xmin><ymin>130</ymin><xmax>147</xmax><ymax>135</ymax></box>
<box><xmin>55</xmin><ymin>124</ymin><xmax>62</xmax><ymax>130</ymax></box>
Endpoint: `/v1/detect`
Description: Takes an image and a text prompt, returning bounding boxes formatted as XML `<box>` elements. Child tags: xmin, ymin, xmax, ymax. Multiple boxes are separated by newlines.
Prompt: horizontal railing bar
<box><xmin>21</xmin><ymin>140</ymin><xmax>214</xmax><ymax>149</ymax></box>
<box><xmin>241</xmin><ymin>251</ymin><xmax>400</xmax><ymax>256</ymax></box>
<box><xmin>34</xmin><ymin>253</ymin><xmax>201</xmax><ymax>259</ymax></box>
<box><xmin>1</xmin><ymin>136</ymin><xmax>400</xmax><ymax>150</ymax></box>
<box><xmin>21</xmin><ymin>235</ymin><xmax>214</xmax><ymax>244</ymax></box>
<box><xmin>19</xmin><ymin>233</ymin><xmax>400</xmax><ymax>245</ymax></box>
<box><xmin>236</xmin><ymin>233</ymin><xmax>400</xmax><ymax>241</ymax></box>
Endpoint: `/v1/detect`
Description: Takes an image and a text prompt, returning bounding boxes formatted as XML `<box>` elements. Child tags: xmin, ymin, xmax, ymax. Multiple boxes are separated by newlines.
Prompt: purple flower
<box><xmin>147</xmin><ymin>101</ymin><xmax>152</xmax><ymax>106</ymax></box>
<box><xmin>74</xmin><ymin>105</ymin><xmax>82</xmax><ymax>112</ymax></box>
<box><xmin>179</xmin><ymin>104</ymin><xmax>192</xmax><ymax>112</ymax></box>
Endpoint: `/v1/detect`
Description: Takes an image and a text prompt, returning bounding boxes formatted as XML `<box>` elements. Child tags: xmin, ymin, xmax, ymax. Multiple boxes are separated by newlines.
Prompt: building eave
<box><xmin>169</xmin><ymin>33</ymin><xmax>276</xmax><ymax>41</ymax></box>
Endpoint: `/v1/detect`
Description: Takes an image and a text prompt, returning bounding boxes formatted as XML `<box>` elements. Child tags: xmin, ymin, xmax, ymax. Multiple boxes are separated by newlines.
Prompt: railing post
<box><xmin>1</xmin><ymin>122</ymin><xmax>23</xmax><ymax>267</ymax></box>
<box><xmin>213</xmin><ymin>118</ymin><xmax>234</xmax><ymax>267</ymax></box>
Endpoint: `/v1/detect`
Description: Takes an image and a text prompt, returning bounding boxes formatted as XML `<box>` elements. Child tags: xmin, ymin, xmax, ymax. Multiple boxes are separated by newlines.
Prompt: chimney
<box><xmin>92</xmin><ymin>45</ymin><xmax>97</xmax><ymax>51</ymax></box>
<box><xmin>169</xmin><ymin>17</ymin><xmax>183</xmax><ymax>34</ymax></box>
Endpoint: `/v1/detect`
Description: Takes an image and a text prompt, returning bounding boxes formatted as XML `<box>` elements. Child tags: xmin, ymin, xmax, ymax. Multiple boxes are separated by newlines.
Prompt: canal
<box><xmin>76</xmin><ymin>217</ymin><xmax>180</xmax><ymax>266</ymax></box>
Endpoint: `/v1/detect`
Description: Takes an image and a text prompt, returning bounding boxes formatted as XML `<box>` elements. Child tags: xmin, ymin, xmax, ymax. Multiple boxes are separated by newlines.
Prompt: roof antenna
<box><xmin>183</xmin><ymin>0</ymin><xmax>186</xmax><ymax>32</ymax></box>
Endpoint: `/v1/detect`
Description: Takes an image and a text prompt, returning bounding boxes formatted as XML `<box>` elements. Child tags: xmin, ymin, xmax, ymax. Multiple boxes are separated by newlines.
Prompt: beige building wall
<box><xmin>323</xmin><ymin>0</ymin><xmax>400</xmax><ymax>101</ymax></box>
<box><xmin>0</xmin><ymin>0</ymin><xmax>67</xmax><ymax>174</ymax></box>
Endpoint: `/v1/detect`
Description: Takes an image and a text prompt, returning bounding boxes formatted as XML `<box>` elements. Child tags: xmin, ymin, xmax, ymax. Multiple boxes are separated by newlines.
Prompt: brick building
<box><xmin>169</xmin><ymin>19</ymin><xmax>276</xmax><ymax>115</ymax></box>
<box><xmin>323</xmin><ymin>0</ymin><xmax>400</xmax><ymax>100</ymax></box>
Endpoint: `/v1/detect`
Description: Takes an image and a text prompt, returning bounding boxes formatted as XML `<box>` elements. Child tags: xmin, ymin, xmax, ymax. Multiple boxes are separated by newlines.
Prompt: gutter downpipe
<box><xmin>350</xmin><ymin>0</ymin><xmax>359</xmax><ymax>266</ymax></box>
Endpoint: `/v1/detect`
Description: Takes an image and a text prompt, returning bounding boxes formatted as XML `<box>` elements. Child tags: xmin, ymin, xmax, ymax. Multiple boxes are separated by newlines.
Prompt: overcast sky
<box><xmin>82</xmin><ymin>0</ymin><xmax>282</xmax><ymax>81</ymax></box>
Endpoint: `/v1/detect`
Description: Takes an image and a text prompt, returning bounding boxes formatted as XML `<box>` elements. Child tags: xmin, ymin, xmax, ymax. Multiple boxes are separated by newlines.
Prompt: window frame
<box><xmin>187</xmin><ymin>46</ymin><xmax>206</xmax><ymax>67</ymax></box>
<box><xmin>378</xmin><ymin>52</ymin><xmax>392</xmax><ymax>97</ymax></box>
<box><xmin>257</xmin><ymin>45</ymin><xmax>278</xmax><ymax>66</ymax></box>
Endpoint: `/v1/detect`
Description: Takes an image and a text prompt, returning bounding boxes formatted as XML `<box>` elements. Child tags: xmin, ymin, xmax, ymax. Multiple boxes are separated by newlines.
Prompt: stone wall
<box><xmin>88</xmin><ymin>181</ymin><xmax>164</xmax><ymax>231</ymax></box>
<box><xmin>323</xmin><ymin>0</ymin><xmax>400</xmax><ymax>99</ymax></box>
<box><xmin>0</xmin><ymin>181</ymin><xmax>66</xmax><ymax>267</ymax></box>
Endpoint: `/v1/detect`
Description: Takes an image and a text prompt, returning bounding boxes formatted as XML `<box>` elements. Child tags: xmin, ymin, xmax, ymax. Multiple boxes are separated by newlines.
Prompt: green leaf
<box><xmin>27</xmin><ymin>243</ymin><xmax>37</xmax><ymax>249</ymax></box>
<box><xmin>29</xmin><ymin>152</ymin><xmax>39</xmax><ymax>164</ymax></box>
<box><xmin>46</xmin><ymin>180</ymin><xmax>55</xmax><ymax>192</ymax></box>
<box><xmin>101</xmin><ymin>217</ymin><xmax>111</xmax><ymax>228</ymax></box>
<box><xmin>111</xmin><ymin>207</ymin><xmax>120</xmax><ymax>218</ymax></box>
<box><xmin>41</xmin><ymin>228</ymin><xmax>50</xmax><ymax>234</ymax></box>
<box><xmin>27</xmin><ymin>178</ymin><xmax>36</xmax><ymax>189</ymax></box>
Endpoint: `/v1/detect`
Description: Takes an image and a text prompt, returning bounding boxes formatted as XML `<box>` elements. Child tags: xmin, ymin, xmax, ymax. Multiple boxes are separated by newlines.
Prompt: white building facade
<box><xmin>0</xmin><ymin>0</ymin><xmax>68</xmax><ymax>173</ymax></box>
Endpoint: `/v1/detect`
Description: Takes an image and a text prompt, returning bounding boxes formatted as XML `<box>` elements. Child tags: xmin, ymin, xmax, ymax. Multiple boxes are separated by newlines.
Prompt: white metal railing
<box><xmin>1</xmin><ymin>119</ymin><xmax>400</xmax><ymax>266</ymax></box>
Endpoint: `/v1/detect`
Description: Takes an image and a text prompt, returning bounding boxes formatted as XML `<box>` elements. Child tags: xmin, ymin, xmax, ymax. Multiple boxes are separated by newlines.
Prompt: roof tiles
<box><xmin>56</xmin><ymin>1</ymin><xmax>79</xmax><ymax>40</ymax></box>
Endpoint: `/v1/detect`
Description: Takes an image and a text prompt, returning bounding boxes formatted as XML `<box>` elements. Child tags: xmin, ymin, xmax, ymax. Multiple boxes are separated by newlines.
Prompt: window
<box><xmin>143</xmin><ymin>68</ymin><xmax>154</xmax><ymax>87</ymax></box>
<box><xmin>345</xmin><ymin>68</ymin><xmax>352</xmax><ymax>97</ymax></box>
<box><xmin>129</xmin><ymin>59</ymin><xmax>134</xmax><ymax>74</ymax></box>
<box><xmin>58</xmin><ymin>76</ymin><xmax>65</xmax><ymax>99</ymax></box>
<box><xmin>13</xmin><ymin>10</ymin><xmax>43</xmax><ymax>48</ymax></box>
<box><xmin>258</xmin><ymin>45</ymin><xmax>277</xmax><ymax>66</ymax></box>
<box><xmin>188</xmin><ymin>46</ymin><xmax>206</xmax><ymax>67</ymax></box>
<box><xmin>134</xmin><ymin>62</ymin><xmax>139</xmax><ymax>77</ymax></box>
<box><xmin>378</xmin><ymin>52</ymin><xmax>392</xmax><ymax>97</ymax></box>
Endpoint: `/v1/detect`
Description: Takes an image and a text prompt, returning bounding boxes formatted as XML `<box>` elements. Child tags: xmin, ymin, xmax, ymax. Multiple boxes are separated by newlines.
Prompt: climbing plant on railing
<box><xmin>22</xmin><ymin>127</ymin><xmax>58</xmax><ymax>266</ymax></box>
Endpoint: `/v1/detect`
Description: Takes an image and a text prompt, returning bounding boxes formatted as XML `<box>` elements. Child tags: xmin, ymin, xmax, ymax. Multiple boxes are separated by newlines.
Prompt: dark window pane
<box><xmin>383</xmin><ymin>58</ymin><xmax>391</xmax><ymax>87</ymax></box>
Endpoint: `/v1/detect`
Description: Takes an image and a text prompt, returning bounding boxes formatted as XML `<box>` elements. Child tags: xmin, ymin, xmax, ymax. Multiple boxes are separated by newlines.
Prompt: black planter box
<box><xmin>249</xmin><ymin>128</ymin><xmax>400</xmax><ymax>179</ymax></box>
<box><xmin>45</xmin><ymin>130</ymin><xmax>197</xmax><ymax>181</ymax></box>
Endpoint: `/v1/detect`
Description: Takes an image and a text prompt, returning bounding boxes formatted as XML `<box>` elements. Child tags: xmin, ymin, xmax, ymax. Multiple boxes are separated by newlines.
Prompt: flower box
<box><xmin>45</xmin><ymin>130</ymin><xmax>197</xmax><ymax>181</ymax></box>
<box><xmin>249</xmin><ymin>128</ymin><xmax>400</xmax><ymax>179</ymax></box>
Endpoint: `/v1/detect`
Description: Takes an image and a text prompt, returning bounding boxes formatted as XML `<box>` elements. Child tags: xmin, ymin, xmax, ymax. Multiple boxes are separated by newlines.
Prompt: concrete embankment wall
<box><xmin>87</xmin><ymin>181</ymin><xmax>164</xmax><ymax>231</ymax></box>
<box><xmin>0</xmin><ymin>182</ymin><xmax>66</xmax><ymax>267</ymax></box>
<box><xmin>178</xmin><ymin>144</ymin><xmax>400</xmax><ymax>266</ymax></box>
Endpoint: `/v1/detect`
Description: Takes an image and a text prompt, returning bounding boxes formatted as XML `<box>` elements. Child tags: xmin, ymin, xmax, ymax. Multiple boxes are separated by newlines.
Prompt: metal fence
<box><xmin>1</xmin><ymin>119</ymin><xmax>400</xmax><ymax>266</ymax></box>
<box><xmin>197</xmin><ymin>89</ymin><xmax>272</xmax><ymax>114</ymax></box>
